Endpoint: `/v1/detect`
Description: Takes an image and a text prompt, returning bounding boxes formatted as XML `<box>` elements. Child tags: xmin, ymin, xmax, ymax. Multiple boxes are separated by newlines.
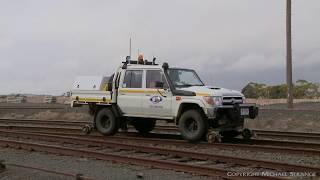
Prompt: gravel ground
<box><xmin>0</xmin><ymin>147</ymin><xmax>217</xmax><ymax>180</ymax></box>
<box><xmin>245</xmin><ymin>108</ymin><xmax>320</xmax><ymax>133</ymax></box>
<box><xmin>1</xmin><ymin>102</ymin><xmax>320</xmax><ymax>179</ymax></box>
<box><xmin>1</xmin><ymin>166</ymin><xmax>69</xmax><ymax>180</ymax></box>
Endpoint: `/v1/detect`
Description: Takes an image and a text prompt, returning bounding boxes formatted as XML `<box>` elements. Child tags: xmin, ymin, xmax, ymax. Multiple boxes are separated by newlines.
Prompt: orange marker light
<box><xmin>176</xmin><ymin>96</ymin><xmax>182</xmax><ymax>101</ymax></box>
<box><xmin>138</xmin><ymin>53</ymin><xmax>144</xmax><ymax>64</ymax></box>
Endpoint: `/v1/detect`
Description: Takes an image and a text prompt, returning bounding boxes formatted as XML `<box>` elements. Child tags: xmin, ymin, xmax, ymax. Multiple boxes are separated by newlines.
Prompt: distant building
<box><xmin>0</xmin><ymin>96</ymin><xmax>7</xmax><ymax>103</ymax></box>
<box><xmin>44</xmin><ymin>96</ymin><xmax>57</xmax><ymax>103</ymax></box>
<box><xmin>6</xmin><ymin>95</ymin><xmax>26</xmax><ymax>103</ymax></box>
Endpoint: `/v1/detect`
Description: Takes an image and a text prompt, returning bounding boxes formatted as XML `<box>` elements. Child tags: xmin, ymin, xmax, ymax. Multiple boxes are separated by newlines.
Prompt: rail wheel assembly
<box><xmin>242</xmin><ymin>128</ymin><xmax>253</xmax><ymax>140</ymax></box>
<box><xmin>206</xmin><ymin>129</ymin><xmax>221</xmax><ymax>143</ymax></box>
<box><xmin>81</xmin><ymin>124</ymin><xmax>93</xmax><ymax>134</ymax></box>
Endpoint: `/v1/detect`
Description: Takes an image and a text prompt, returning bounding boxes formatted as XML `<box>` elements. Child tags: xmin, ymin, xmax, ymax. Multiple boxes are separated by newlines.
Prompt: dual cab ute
<box><xmin>71</xmin><ymin>58</ymin><xmax>258</xmax><ymax>142</ymax></box>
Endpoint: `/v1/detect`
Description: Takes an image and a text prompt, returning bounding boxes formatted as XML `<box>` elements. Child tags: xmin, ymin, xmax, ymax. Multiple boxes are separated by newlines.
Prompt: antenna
<box><xmin>129</xmin><ymin>38</ymin><xmax>132</xmax><ymax>59</ymax></box>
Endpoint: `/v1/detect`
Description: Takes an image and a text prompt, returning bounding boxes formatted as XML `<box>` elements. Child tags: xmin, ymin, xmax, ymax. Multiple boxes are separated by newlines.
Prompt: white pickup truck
<box><xmin>71</xmin><ymin>58</ymin><xmax>258</xmax><ymax>142</ymax></box>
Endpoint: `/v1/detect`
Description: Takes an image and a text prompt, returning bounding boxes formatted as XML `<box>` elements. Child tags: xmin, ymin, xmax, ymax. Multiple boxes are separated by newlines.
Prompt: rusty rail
<box><xmin>252</xmin><ymin>130</ymin><xmax>320</xmax><ymax>141</ymax></box>
<box><xmin>1</xmin><ymin>118</ymin><xmax>319</xmax><ymax>142</ymax></box>
<box><xmin>0</xmin><ymin>125</ymin><xmax>319</xmax><ymax>156</ymax></box>
<box><xmin>0</xmin><ymin>125</ymin><xmax>82</xmax><ymax>133</ymax></box>
<box><xmin>0</xmin><ymin>118</ymin><xmax>90</xmax><ymax>127</ymax></box>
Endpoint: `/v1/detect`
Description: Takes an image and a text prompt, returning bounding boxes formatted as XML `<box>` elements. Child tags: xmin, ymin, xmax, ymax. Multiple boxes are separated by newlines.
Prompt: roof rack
<box><xmin>122</xmin><ymin>56</ymin><xmax>158</xmax><ymax>68</ymax></box>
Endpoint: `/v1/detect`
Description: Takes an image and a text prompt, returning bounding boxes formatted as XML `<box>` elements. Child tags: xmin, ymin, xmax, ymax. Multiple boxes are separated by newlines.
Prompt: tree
<box><xmin>242</xmin><ymin>80</ymin><xmax>320</xmax><ymax>99</ymax></box>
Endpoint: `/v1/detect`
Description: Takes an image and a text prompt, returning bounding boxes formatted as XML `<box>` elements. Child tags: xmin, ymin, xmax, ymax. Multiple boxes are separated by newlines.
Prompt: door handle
<box><xmin>145</xmin><ymin>94</ymin><xmax>151</xmax><ymax>96</ymax></box>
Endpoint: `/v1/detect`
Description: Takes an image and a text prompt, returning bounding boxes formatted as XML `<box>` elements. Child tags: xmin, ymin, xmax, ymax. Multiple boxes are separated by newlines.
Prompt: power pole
<box><xmin>286</xmin><ymin>0</ymin><xmax>293</xmax><ymax>108</ymax></box>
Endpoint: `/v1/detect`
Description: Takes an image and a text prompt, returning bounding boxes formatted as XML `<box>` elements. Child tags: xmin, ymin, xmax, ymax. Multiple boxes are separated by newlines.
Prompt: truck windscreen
<box><xmin>167</xmin><ymin>69</ymin><xmax>204</xmax><ymax>88</ymax></box>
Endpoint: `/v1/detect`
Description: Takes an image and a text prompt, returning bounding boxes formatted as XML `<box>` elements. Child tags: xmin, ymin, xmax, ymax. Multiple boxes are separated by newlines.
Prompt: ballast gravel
<box><xmin>0</xmin><ymin>147</ymin><xmax>218</xmax><ymax>180</ymax></box>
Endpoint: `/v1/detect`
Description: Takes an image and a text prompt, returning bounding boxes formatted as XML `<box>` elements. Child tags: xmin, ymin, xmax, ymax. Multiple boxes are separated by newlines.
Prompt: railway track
<box><xmin>51</xmin><ymin>131</ymin><xmax>320</xmax><ymax>156</ymax></box>
<box><xmin>2</xmin><ymin>118</ymin><xmax>320</xmax><ymax>141</ymax></box>
<box><xmin>259</xmin><ymin>108</ymin><xmax>320</xmax><ymax>112</ymax></box>
<box><xmin>0</xmin><ymin>125</ymin><xmax>319</xmax><ymax>157</ymax></box>
<box><xmin>0</xmin><ymin>119</ymin><xmax>320</xmax><ymax>152</ymax></box>
<box><xmin>252</xmin><ymin>130</ymin><xmax>320</xmax><ymax>141</ymax></box>
<box><xmin>1</xmin><ymin>130</ymin><xmax>319</xmax><ymax>179</ymax></box>
<box><xmin>154</xmin><ymin>126</ymin><xmax>320</xmax><ymax>143</ymax></box>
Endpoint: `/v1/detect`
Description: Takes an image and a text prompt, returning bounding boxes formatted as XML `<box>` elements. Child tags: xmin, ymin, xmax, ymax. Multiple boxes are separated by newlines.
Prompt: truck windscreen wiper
<box><xmin>178</xmin><ymin>84</ymin><xmax>193</xmax><ymax>87</ymax></box>
<box><xmin>178</xmin><ymin>84</ymin><xmax>204</xmax><ymax>87</ymax></box>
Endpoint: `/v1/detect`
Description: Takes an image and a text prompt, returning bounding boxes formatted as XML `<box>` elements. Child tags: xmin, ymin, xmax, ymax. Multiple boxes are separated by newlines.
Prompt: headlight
<box><xmin>213</xmin><ymin>96</ymin><xmax>223</xmax><ymax>106</ymax></box>
<box><xmin>203</xmin><ymin>96</ymin><xmax>214</xmax><ymax>105</ymax></box>
<box><xmin>203</xmin><ymin>96</ymin><xmax>223</xmax><ymax>106</ymax></box>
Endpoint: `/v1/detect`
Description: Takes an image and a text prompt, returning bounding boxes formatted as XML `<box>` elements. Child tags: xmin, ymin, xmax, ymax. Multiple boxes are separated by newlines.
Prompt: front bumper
<box><xmin>207</xmin><ymin>103</ymin><xmax>259</xmax><ymax>119</ymax></box>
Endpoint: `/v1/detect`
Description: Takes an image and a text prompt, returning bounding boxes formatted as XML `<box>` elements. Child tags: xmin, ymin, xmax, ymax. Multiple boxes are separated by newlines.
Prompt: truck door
<box><xmin>142</xmin><ymin>70</ymin><xmax>172</xmax><ymax>117</ymax></box>
<box><xmin>117</xmin><ymin>70</ymin><xmax>143</xmax><ymax>115</ymax></box>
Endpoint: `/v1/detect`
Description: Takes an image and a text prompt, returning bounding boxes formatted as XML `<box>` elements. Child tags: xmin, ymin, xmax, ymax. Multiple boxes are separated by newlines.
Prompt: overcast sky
<box><xmin>0</xmin><ymin>0</ymin><xmax>319</xmax><ymax>95</ymax></box>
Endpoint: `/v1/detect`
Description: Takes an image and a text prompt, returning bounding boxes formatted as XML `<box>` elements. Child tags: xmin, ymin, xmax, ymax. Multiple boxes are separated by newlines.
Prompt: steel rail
<box><xmin>0</xmin><ymin>130</ymin><xmax>319</xmax><ymax>174</ymax></box>
<box><xmin>0</xmin><ymin>126</ymin><xmax>320</xmax><ymax>155</ymax></box>
<box><xmin>154</xmin><ymin>126</ymin><xmax>320</xmax><ymax>139</ymax></box>
<box><xmin>0</xmin><ymin>138</ymin><xmax>282</xmax><ymax>180</ymax></box>
<box><xmin>237</xmin><ymin>138</ymin><xmax>320</xmax><ymax>150</ymax></box>
<box><xmin>0</xmin><ymin>118</ymin><xmax>90</xmax><ymax>127</ymax></box>
<box><xmin>254</xmin><ymin>130</ymin><xmax>320</xmax><ymax>137</ymax></box>
<box><xmin>74</xmin><ymin>133</ymin><xmax>320</xmax><ymax>156</ymax></box>
<box><xmin>1</xmin><ymin>121</ymin><xmax>319</xmax><ymax>143</ymax></box>
<box><xmin>0</xmin><ymin>125</ymin><xmax>82</xmax><ymax>133</ymax></box>
<box><xmin>259</xmin><ymin>108</ymin><xmax>320</xmax><ymax>112</ymax></box>
<box><xmin>0</xmin><ymin>125</ymin><xmax>320</xmax><ymax>155</ymax></box>
<box><xmin>252</xmin><ymin>130</ymin><xmax>320</xmax><ymax>141</ymax></box>
<box><xmin>2</xmin><ymin>118</ymin><xmax>319</xmax><ymax>140</ymax></box>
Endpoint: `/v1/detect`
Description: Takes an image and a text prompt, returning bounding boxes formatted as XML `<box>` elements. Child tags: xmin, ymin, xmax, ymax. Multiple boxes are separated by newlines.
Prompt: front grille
<box><xmin>222</xmin><ymin>96</ymin><xmax>243</xmax><ymax>105</ymax></box>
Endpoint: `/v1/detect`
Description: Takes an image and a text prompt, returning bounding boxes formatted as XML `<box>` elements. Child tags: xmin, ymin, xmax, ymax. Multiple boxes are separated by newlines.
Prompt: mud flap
<box><xmin>249</xmin><ymin>106</ymin><xmax>259</xmax><ymax>119</ymax></box>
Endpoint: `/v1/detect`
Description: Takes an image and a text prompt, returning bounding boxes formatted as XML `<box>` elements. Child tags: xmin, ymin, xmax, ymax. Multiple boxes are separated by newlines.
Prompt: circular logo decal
<box><xmin>150</xmin><ymin>96</ymin><xmax>163</xmax><ymax>104</ymax></box>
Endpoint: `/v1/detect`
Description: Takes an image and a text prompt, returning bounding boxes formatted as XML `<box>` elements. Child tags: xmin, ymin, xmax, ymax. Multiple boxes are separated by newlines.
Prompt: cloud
<box><xmin>0</xmin><ymin>0</ymin><xmax>319</xmax><ymax>94</ymax></box>
<box><xmin>225</xmin><ymin>53</ymin><xmax>285</xmax><ymax>72</ymax></box>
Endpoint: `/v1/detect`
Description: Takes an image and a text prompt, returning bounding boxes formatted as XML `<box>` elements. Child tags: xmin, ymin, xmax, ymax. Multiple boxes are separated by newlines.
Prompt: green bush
<box><xmin>242</xmin><ymin>80</ymin><xmax>320</xmax><ymax>99</ymax></box>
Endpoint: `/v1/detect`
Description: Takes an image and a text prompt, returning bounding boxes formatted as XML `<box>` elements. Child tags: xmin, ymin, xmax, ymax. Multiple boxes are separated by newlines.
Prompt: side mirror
<box><xmin>155</xmin><ymin>81</ymin><xmax>164</xmax><ymax>89</ymax></box>
<box><xmin>107</xmin><ymin>82</ymin><xmax>112</xmax><ymax>91</ymax></box>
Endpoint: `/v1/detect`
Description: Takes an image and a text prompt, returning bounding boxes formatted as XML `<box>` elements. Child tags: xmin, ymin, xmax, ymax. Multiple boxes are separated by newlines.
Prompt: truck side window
<box><xmin>146</xmin><ymin>70</ymin><xmax>169</xmax><ymax>89</ymax></box>
<box><xmin>123</xmin><ymin>70</ymin><xmax>143</xmax><ymax>88</ymax></box>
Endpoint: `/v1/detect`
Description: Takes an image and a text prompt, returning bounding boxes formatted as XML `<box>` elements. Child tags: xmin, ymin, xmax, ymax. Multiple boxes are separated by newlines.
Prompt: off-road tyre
<box><xmin>179</xmin><ymin>109</ymin><xmax>208</xmax><ymax>142</ymax></box>
<box><xmin>95</xmin><ymin>108</ymin><xmax>119</xmax><ymax>136</ymax></box>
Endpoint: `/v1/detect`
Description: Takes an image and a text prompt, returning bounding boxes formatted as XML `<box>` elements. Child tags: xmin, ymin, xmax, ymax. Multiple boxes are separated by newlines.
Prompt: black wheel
<box><xmin>132</xmin><ymin>119</ymin><xmax>156</xmax><ymax>134</ymax></box>
<box><xmin>242</xmin><ymin>128</ymin><xmax>252</xmax><ymax>140</ymax></box>
<box><xmin>220</xmin><ymin>130</ymin><xmax>240</xmax><ymax>138</ymax></box>
<box><xmin>95</xmin><ymin>108</ymin><xmax>119</xmax><ymax>136</ymax></box>
<box><xmin>179</xmin><ymin>109</ymin><xmax>208</xmax><ymax>142</ymax></box>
